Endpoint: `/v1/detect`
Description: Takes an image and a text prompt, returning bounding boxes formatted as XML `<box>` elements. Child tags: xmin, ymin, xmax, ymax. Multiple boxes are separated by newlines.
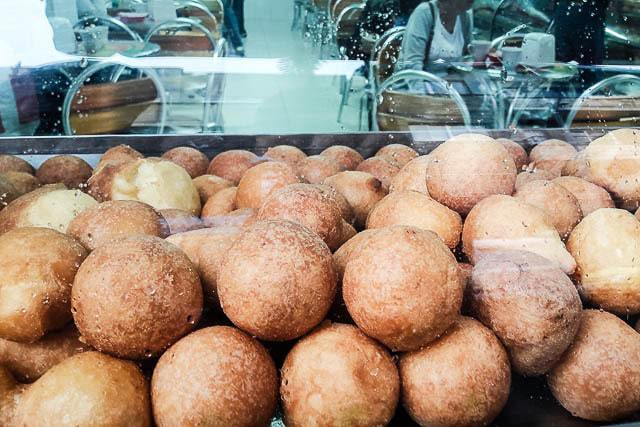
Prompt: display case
<box><xmin>2</xmin><ymin>0</ymin><xmax>640</xmax><ymax>425</ymax></box>
<box><xmin>0</xmin><ymin>127</ymin><xmax>639</xmax><ymax>426</ymax></box>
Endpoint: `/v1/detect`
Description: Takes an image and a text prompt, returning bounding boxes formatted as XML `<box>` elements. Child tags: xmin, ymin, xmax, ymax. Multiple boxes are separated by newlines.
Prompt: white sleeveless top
<box><xmin>429</xmin><ymin>8</ymin><xmax>464</xmax><ymax>62</ymax></box>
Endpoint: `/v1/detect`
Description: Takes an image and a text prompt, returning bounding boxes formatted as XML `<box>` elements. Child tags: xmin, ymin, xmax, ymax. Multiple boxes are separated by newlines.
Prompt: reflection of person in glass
<box><xmin>223</xmin><ymin>0</ymin><xmax>245</xmax><ymax>56</ymax></box>
<box><xmin>397</xmin><ymin>0</ymin><xmax>473</xmax><ymax>71</ymax></box>
<box><xmin>232</xmin><ymin>0</ymin><xmax>246</xmax><ymax>38</ymax></box>
<box><xmin>553</xmin><ymin>0</ymin><xmax>611</xmax><ymax>65</ymax></box>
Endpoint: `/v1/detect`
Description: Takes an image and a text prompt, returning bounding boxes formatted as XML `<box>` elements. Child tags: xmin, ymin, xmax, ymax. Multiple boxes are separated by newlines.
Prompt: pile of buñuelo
<box><xmin>1</xmin><ymin>130</ymin><xmax>640</xmax><ymax>426</ymax></box>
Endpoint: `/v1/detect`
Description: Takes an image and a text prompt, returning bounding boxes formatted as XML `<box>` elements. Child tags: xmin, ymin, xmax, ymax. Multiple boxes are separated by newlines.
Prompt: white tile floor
<box><xmin>221</xmin><ymin>0</ymin><xmax>363</xmax><ymax>134</ymax></box>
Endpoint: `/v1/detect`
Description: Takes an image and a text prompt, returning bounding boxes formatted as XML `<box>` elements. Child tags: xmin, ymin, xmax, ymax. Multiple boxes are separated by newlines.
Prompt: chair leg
<box><xmin>337</xmin><ymin>76</ymin><xmax>348</xmax><ymax>122</ymax></box>
<box><xmin>359</xmin><ymin>92</ymin><xmax>369</xmax><ymax>131</ymax></box>
<box><xmin>337</xmin><ymin>74</ymin><xmax>356</xmax><ymax>123</ymax></box>
<box><xmin>291</xmin><ymin>4</ymin><xmax>299</xmax><ymax>31</ymax></box>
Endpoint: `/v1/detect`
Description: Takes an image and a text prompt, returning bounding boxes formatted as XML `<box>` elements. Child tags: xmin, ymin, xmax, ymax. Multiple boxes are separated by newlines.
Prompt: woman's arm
<box><xmin>398</xmin><ymin>5</ymin><xmax>433</xmax><ymax>71</ymax></box>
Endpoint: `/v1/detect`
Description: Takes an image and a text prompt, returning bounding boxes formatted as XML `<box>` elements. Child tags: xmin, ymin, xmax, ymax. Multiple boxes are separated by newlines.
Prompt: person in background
<box><xmin>223</xmin><ymin>0</ymin><xmax>245</xmax><ymax>56</ymax></box>
<box><xmin>396</xmin><ymin>0</ymin><xmax>473</xmax><ymax>71</ymax></box>
<box><xmin>232</xmin><ymin>0</ymin><xmax>246</xmax><ymax>38</ymax></box>
<box><xmin>553</xmin><ymin>0</ymin><xmax>611</xmax><ymax>66</ymax></box>
<box><xmin>395</xmin><ymin>0</ymin><xmax>425</xmax><ymax>26</ymax></box>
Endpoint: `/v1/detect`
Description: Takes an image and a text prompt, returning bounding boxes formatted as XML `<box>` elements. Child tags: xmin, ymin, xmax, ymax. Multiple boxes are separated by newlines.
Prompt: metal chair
<box><xmin>74</xmin><ymin>15</ymin><xmax>142</xmax><ymax>42</ymax></box>
<box><xmin>292</xmin><ymin>0</ymin><xmax>311</xmax><ymax>31</ymax></box>
<box><xmin>62</xmin><ymin>61</ymin><xmax>167</xmax><ymax>135</ymax></box>
<box><xmin>334</xmin><ymin>3</ymin><xmax>365</xmax><ymax>122</ymax></box>
<box><xmin>333</xmin><ymin>3</ymin><xmax>364</xmax><ymax>57</ymax></box>
<box><xmin>176</xmin><ymin>0</ymin><xmax>220</xmax><ymax>34</ymax></box>
<box><xmin>374</xmin><ymin>70</ymin><xmax>471</xmax><ymax>131</ymax></box>
<box><xmin>564</xmin><ymin>74</ymin><xmax>640</xmax><ymax>128</ymax></box>
<box><xmin>373</xmin><ymin>27</ymin><xmax>405</xmax><ymax>87</ymax></box>
<box><xmin>350</xmin><ymin>26</ymin><xmax>404</xmax><ymax>130</ymax></box>
<box><xmin>145</xmin><ymin>18</ymin><xmax>224</xmax><ymax>133</ymax></box>
<box><xmin>331</xmin><ymin>0</ymin><xmax>362</xmax><ymax>22</ymax></box>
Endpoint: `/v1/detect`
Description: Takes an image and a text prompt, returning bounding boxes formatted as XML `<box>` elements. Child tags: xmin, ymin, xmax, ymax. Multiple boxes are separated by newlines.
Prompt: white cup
<box><xmin>469</xmin><ymin>40</ymin><xmax>491</xmax><ymax>62</ymax></box>
<box><xmin>502</xmin><ymin>46</ymin><xmax>523</xmax><ymax>71</ymax></box>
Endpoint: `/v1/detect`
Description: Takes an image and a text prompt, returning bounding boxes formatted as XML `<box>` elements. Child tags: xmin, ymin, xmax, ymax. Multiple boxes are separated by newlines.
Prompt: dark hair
<box><xmin>398</xmin><ymin>0</ymin><xmax>424</xmax><ymax>16</ymax></box>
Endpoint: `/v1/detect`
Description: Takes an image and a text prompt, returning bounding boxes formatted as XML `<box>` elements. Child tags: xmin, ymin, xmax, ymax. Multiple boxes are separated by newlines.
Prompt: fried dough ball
<box><xmin>207</xmin><ymin>150</ymin><xmax>262</xmax><ymax>184</ymax></box>
<box><xmin>496</xmin><ymin>138</ymin><xmax>528</xmax><ymax>171</ymax></box>
<box><xmin>567</xmin><ymin>208</ymin><xmax>640</xmax><ymax>314</ymax></box>
<box><xmin>356</xmin><ymin>157</ymin><xmax>400</xmax><ymax>191</ymax></box>
<box><xmin>67</xmin><ymin>200</ymin><xmax>169</xmax><ymax>250</ymax></box>
<box><xmin>548</xmin><ymin>310</ymin><xmax>640</xmax><ymax>422</ymax></box>
<box><xmin>529</xmin><ymin>139</ymin><xmax>578</xmax><ymax>177</ymax></box>
<box><xmin>469</xmin><ymin>250</ymin><xmax>582</xmax><ymax>375</ymax></box>
<box><xmin>257</xmin><ymin>184</ymin><xmax>355</xmax><ymax>251</ymax></box>
<box><xmin>152</xmin><ymin>326</ymin><xmax>278</xmax><ymax>427</ymax></box>
<box><xmin>236</xmin><ymin>162</ymin><xmax>300</xmax><ymax>209</ymax></box>
<box><xmin>193</xmin><ymin>175</ymin><xmax>234</xmax><ymax>204</ymax></box>
<box><xmin>265</xmin><ymin>145</ymin><xmax>306</xmax><ymax>167</ymax></box>
<box><xmin>375</xmin><ymin>144</ymin><xmax>419</xmax><ymax>168</ymax></box>
<box><xmin>389</xmin><ymin>155</ymin><xmax>430</xmax><ymax>195</ymax></box>
<box><xmin>217</xmin><ymin>220</ymin><xmax>336</xmax><ymax>341</ymax></box>
<box><xmin>343</xmin><ymin>226</ymin><xmax>462</xmax><ymax>351</ymax></box>
<box><xmin>167</xmin><ymin>227</ymin><xmax>242</xmax><ymax>306</ymax></box>
<box><xmin>14</xmin><ymin>351</ymin><xmax>151</xmax><ymax>427</ymax></box>
<box><xmin>366</xmin><ymin>191</ymin><xmax>462</xmax><ymax>249</ymax></box>
<box><xmin>324</xmin><ymin>171</ymin><xmax>387</xmax><ymax>228</ymax></box>
<box><xmin>281</xmin><ymin>323</ymin><xmax>399</xmax><ymax>427</ymax></box>
<box><xmin>0</xmin><ymin>186</ymin><xmax>97</xmax><ymax>234</ymax></box>
<box><xmin>553</xmin><ymin>176</ymin><xmax>614</xmax><ymax>216</ymax></box>
<box><xmin>462</xmin><ymin>195</ymin><xmax>576</xmax><ymax>274</ymax></box>
<box><xmin>72</xmin><ymin>236</ymin><xmax>203</xmax><ymax>359</ymax></box>
<box><xmin>400</xmin><ymin>317</ymin><xmax>511</xmax><ymax>427</ymax></box>
<box><xmin>162</xmin><ymin>147</ymin><xmax>209</xmax><ymax>178</ymax></box>
<box><xmin>296</xmin><ymin>155</ymin><xmax>341</xmax><ymax>184</ymax></box>
<box><xmin>35</xmin><ymin>155</ymin><xmax>92</xmax><ymax>190</ymax></box>
<box><xmin>110</xmin><ymin>159</ymin><xmax>201</xmax><ymax>215</ymax></box>
<box><xmin>514</xmin><ymin>180</ymin><xmax>583</xmax><ymax>239</ymax></box>
<box><xmin>319</xmin><ymin>146</ymin><xmax>364</xmax><ymax>171</ymax></box>
<box><xmin>0</xmin><ymin>227</ymin><xmax>87</xmax><ymax>343</ymax></box>
<box><xmin>0</xmin><ymin>156</ymin><xmax>34</xmax><ymax>175</ymax></box>
<box><xmin>426</xmin><ymin>134</ymin><xmax>517</xmax><ymax>215</ymax></box>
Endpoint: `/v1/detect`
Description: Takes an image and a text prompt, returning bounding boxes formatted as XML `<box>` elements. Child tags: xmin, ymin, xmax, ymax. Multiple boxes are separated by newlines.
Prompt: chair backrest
<box><xmin>564</xmin><ymin>74</ymin><xmax>640</xmax><ymax>128</ymax></box>
<box><xmin>373</xmin><ymin>27</ymin><xmax>405</xmax><ymax>86</ymax></box>
<box><xmin>375</xmin><ymin>70</ymin><xmax>471</xmax><ymax>131</ymax></box>
<box><xmin>62</xmin><ymin>62</ymin><xmax>166</xmax><ymax>135</ymax></box>
<box><xmin>145</xmin><ymin>17</ymin><xmax>218</xmax><ymax>56</ymax></box>
<box><xmin>200</xmin><ymin>0</ymin><xmax>224</xmax><ymax>24</ymax></box>
<box><xmin>176</xmin><ymin>1</ymin><xmax>219</xmax><ymax>36</ymax></box>
<box><xmin>335</xmin><ymin>4</ymin><xmax>364</xmax><ymax>46</ymax></box>
<box><xmin>74</xmin><ymin>15</ymin><xmax>142</xmax><ymax>41</ymax></box>
<box><xmin>331</xmin><ymin>0</ymin><xmax>362</xmax><ymax>22</ymax></box>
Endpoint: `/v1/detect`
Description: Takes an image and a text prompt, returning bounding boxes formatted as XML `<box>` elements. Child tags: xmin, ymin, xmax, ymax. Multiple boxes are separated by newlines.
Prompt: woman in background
<box><xmin>396</xmin><ymin>0</ymin><xmax>473</xmax><ymax>71</ymax></box>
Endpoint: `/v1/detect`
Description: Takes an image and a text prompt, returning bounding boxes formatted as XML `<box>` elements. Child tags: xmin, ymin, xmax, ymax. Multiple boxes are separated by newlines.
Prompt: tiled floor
<box><xmin>221</xmin><ymin>0</ymin><xmax>363</xmax><ymax>134</ymax></box>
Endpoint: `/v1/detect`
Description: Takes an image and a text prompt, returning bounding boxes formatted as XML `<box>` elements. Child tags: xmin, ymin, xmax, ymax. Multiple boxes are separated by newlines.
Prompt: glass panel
<box><xmin>2</xmin><ymin>3</ymin><xmax>640</xmax><ymax>427</ymax></box>
<box><xmin>0</xmin><ymin>0</ymin><xmax>637</xmax><ymax>136</ymax></box>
